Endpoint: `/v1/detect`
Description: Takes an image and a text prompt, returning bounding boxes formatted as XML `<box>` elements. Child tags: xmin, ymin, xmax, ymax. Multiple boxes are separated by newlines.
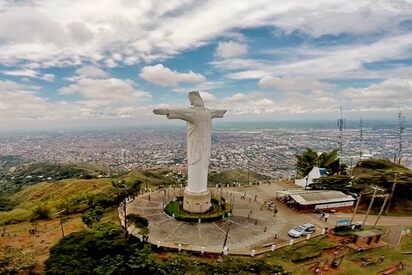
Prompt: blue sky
<box><xmin>1</xmin><ymin>0</ymin><xmax>412</xmax><ymax>130</ymax></box>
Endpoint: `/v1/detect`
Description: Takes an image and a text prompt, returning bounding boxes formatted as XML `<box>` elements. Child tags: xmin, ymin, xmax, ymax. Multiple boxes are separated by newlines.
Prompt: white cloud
<box><xmin>217</xmin><ymin>92</ymin><xmax>278</xmax><ymax>114</ymax></box>
<box><xmin>258</xmin><ymin>75</ymin><xmax>331</xmax><ymax>92</ymax></box>
<box><xmin>1</xmin><ymin>69</ymin><xmax>55</xmax><ymax>81</ymax></box>
<box><xmin>216</xmin><ymin>41</ymin><xmax>247</xmax><ymax>58</ymax></box>
<box><xmin>67</xmin><ymin>22</ymin><xmax>94</xmax><ymax>44</ymax></box>
<box><xmin>226</xmin><ymin>70</ymin><xmax>268</xmax><ymax>80</ymax></box>
<box><xmin>1</xmin><ymin>0</ymin><xmax>411</xmax><ymax>67</ymax></box>
<box><xmin>75</xmin><ymin>66</ymin><xmax>108</xmax><ymax>79</ymax></box>
<box><xmin>140</xmin><ymin>64</ymin><xmax>205</xmax><ymax>86</ymax></box>
<box><xmin>272</xmin><ymin>33</ymin><xmax>412</xmax><ymax>78</ymax></box>
<box><xmin>0</xmin><ymin>80</ymin><xmax>28</xmax><ymax>92</ymax></box>
<box><xmin>341</xmin><ymin>78</ymin><xmax>412</xmax><ymax>110</ymax></box>
<box><xmin>212</xmin><ymin>33</ymin><xmax>412</xmax><ymax>80</ymax></box>
<box><xmin>212</xmin><ymin>90</ymin><xmax>341</xmax><ymax>115</ymax></box>
<box><xmin>272</xmin><ymin>2</ymin><xmax>405</xmax><ymax>37</ymax></box>
<box><xmin>199</xmin><ymin>91</ymin><xmax>217</xmax><ymax>102</ymax></box>
<box><xmin>0</xmin><ymin>79</ymin><xmax>153</xmax><ymax>121</ymax></box>
<box><xmin>172</xmin><ymin>81</ymin><xmax>229</xmax><ymax>94</ymax></box>
<box><xmin>59</xmin><ymin>78</ymin><xmax>150</xmax><ymax>103</ymax></box>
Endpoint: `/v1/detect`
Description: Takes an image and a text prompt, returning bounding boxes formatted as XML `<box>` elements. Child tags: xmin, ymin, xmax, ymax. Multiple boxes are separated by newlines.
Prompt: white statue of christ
<box><xmin>154</xmin><ymin>91</ymin><xmax>226</xmax><ymax>195</ymax></box>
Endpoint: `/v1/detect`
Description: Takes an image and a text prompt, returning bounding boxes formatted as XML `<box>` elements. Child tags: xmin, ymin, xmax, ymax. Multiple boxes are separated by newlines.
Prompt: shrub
<box><xmin>126</xmin><ymin>214</ymin><xmax>148</xmax><ymax>228</ymax></box>
<box><xmin>0</xmin><ymin>208</ymin><xmax>32</xmax><ymax>225</ymax></box>
<box><xmin>31</xmin><ymin>202</ymin><xmax>53</xmax><ymax>220</ymax></box>
<box><xmin>81</xmin><ymin>206</ymin><xmax>104</xmax><ymax>228</ymax></box>
<box><xmin>45</xmin><ymin>222</ymin><xmax>132</xmax><ymax>275</ymax></box>
<box><xmin>90</xmin><ymin>193</ymin><xmax>117</xmax><ymax>209</ymax></box>
<box><xmin>164</xmin><ymin>197</ymin><xmax>232</xmax><ymax>223</ymax></box>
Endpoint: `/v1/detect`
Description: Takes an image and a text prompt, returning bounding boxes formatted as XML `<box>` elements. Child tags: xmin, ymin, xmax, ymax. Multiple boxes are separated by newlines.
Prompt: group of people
<box><xmin>28</xmin><ymin>228</ymin><xmax>38</xmax><ymax>236</ymax></box>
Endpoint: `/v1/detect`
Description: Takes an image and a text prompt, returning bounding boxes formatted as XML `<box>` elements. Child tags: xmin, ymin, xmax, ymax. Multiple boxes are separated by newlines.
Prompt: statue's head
<box><xmin>188</xmin><ymin>91</ymin><xmax>204</xmax><ymax>107</ymax></box>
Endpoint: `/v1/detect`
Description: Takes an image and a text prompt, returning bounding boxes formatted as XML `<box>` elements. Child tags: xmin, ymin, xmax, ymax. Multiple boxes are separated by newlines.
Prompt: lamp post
<box><xmin>362</xmin><ymin>186</ymin><xmax>378</xmax><ymax>228</ymax></box>
<box><xmin>222</xmin><ymin>214</ymin><xmax>231</xmax><ymax>256</ymax></box>
<box><xmin>350</xmin><ymin>192</ymin><xmax>362</xmax><ymax>224</ymax></box>
<box><xmin>145</xmin><ymin>164</ymin><xmax>148</xmax><ymax>191</ymax></box>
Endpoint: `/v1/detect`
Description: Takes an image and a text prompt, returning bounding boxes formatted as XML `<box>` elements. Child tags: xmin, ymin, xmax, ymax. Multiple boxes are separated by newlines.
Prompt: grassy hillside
<box><xmin>0</xmin><ymin>162</ymin><xmax>106</xmax><ymax>190</ymax></box>
<box><xmin>119</xmin><ymin>168</ymin><xmax>183</xmax><ymax>188</ymax></box>
<box><xmin>0</xmin><ymin>178</ymin><xmax>113</xmax><ymax>225</ymax></box>
<box><xmin>352</xmin><ymin>159</ymin><xmax>412</xmax><ymax>197</ymax></box>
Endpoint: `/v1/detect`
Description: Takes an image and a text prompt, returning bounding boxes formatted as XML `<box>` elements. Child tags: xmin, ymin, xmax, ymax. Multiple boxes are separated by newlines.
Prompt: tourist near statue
<box><xmin>153</xmin><ymin>91</ymin><xmax>226</xmax><ymax>213</ymax></box>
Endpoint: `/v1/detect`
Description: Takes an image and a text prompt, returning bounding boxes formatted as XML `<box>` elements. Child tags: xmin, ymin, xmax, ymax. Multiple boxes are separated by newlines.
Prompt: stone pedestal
<box><xmin>183</xmin><ymin>188</ymin><xmax>211</xmax><ymax>213</ymax></box>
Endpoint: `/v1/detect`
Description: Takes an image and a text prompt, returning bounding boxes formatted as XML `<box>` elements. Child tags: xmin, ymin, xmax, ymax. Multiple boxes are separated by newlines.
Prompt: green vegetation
<box><xmin>0</xmin><ymin>178</ymin><xmax>114</xmax><ymax>225</ymax></box>
<box><xmin>81</xmin><ymin>206</ymin><xmax>105</xmax><ymax>228</ymax></box>
<box><xmin>268</xmin><ymin>236</ymin><xmax>337</xmax><ymax>263</ymax></box>
<box><xmin>0</xmin><ymin>160</ymin><xmax>109</xmax><ymax>223</ymax></box>
<box><xmin>295</xmin><ymin>148</ymin><xmax>340</xmax><ymax>178</ymax></box>
<box><xmin>126</xmin><ymin>214</ymin><xmax>149</xmax><ymax>235</ymax></box>
<box><xmin>352</xmin><ymin>159</ymin><xmax>412</xmax><ymax>197</ymax></box>
<box><xmin>31</xmin><ymin>202</ymin><xmax>54</xmax><ymax>220</ymax></box>
<box><xmin>164</xmin><ymin>197</ymin><xmax>232</xmax><ymax>222</ymax></box>
<box><xmin>45</xmin><ymin>222</ymin><xmax>288</xmax><ymax>275</ymax></box>
<box><xmin>0</xmin><ymin>246</ymin><xmax>37</xmax><ymax>274</ymax></box>
<box><xmin>119</xmin><ymin>168</ymin><xmax>183</xmax><ymax>189</ymax></box>
<box><xmin>0</xmin><ymin>162</ymin><xmax>104</xmax><ymax>191</ymax></box>
<box><xmin>0</xmin><ymin>193</ymin><xmax>15</xmax><ymax>211</ymax></box>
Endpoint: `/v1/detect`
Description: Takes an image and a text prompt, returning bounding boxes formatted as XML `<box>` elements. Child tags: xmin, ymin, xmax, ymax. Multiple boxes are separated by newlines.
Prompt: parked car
<box><xmin>288</xmin><ymin>223</ymin><xmax>315</xmax><ymax>238</ymax></box>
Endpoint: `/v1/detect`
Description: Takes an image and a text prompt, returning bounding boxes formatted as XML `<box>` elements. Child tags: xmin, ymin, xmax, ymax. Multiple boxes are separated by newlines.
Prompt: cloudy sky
<box><xmin>1</xmin><ymin>0</ymin><xmax>412</xmax><ymax>130</ymax></box>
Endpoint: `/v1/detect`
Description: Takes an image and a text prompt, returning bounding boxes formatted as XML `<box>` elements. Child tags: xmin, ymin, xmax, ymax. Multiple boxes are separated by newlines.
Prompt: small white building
<box><xmin>294</xmin><ymin>167</ymin><xmax>326</xmax><ymax>188</ymax></box>
<box><xmin>276</xmin><ymin>190</ymin><xmax>355</xmax><ymax>212</ymax></box>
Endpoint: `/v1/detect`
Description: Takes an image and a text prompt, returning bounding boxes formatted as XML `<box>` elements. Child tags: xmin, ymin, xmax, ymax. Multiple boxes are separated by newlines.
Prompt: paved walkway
<box><xmin>125</xmin><ymin>184</ymin><xmax>325</xmax><ymax>254</ymax></box>
<box><xmin>124</xmin><ymin>183</ymin><xmax>412</xmax><ymax>255</ymax></box>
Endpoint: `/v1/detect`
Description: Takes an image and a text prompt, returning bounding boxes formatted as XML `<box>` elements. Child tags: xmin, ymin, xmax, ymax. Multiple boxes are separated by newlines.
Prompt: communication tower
<box><xmin>359</xmin><ymin>118</ymin><xmax>363</xmax><ymax>159</ymax></box>
<box><xmin>396</xmin><ymin>111</ymin><xmax>405</xmax><ymax>165</ymax></box>
<box><xmin>337</xmin><ymin>105</ymin><xmax>346</xmax><ymax>153</ymax></box>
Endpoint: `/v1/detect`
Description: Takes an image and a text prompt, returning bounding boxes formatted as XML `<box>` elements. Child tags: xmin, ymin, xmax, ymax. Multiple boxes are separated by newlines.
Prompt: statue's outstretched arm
<box><xmin>211</xmin><ymin>109</ymin><xmax>227</xmax><ymax>119</ymax></box>
<box><xmin>154</xmin><ymin>108</ymin><xmax>194</xmax><ymax>123</ymax></box>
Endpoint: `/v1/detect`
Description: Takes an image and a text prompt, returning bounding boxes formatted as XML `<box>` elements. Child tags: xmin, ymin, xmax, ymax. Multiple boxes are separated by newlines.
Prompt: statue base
<box><xmin>183</xmin><ymin>188</ymin><xmax>211</xmax><ymax>213</ymax></box>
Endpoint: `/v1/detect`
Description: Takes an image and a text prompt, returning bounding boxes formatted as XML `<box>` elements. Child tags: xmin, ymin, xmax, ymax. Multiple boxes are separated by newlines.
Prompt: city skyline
<box><xmin>1</xmin><ymin>1</ymin><xmax>412</xmax><ymax>130</ymax></box>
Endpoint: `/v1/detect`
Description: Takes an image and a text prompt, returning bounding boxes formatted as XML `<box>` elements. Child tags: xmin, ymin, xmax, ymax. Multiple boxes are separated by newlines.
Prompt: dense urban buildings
<box><xmin>0</xmin><ymin>122</ymin><xmax>410</xmax><ymax>179</ymax></box>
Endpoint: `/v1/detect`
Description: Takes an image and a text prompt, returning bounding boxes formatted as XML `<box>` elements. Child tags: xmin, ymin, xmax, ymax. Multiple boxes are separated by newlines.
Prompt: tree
<box><xmin>81</xmin><ymin>206</ymin><xmax>104</xmax><ymax>228</ymax></box>
<box><xmin>295</xmin><ymin>148</ymin><xmax>319</xmax><ymax>178</ymax></box>
<box><xmin>59</xmin><ymin>216</ymin><xmax>69</xmax><ymax>238</ymax></box>
<box><xmin>295</xmin><ymin>148</ymin><xmax>339</xmax><ymax>178</ymax></box>
<box><xmin>127</xmin><ymin>245</ymin><xmax>157</xmax><ymax>273</ymax></box>
<box><xmin>45</xmin><ymin>223</ymin><xmax>131</xmax><ymax>275</ymax></box>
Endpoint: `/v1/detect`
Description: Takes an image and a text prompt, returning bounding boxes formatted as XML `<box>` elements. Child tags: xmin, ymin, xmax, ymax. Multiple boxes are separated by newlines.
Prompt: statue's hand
<box><xmin>153</xmin><ymin>109</ymin><xmax>169</xmax><ymax>115</ymax></box>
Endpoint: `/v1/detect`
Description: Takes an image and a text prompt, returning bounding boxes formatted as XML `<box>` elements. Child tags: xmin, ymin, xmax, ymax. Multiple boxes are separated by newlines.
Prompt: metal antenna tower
<box><xmin>337</xmin><ymin>105</ymin><xmax>346</xmax><ymax>153</ymax></box>
<box><xmin>396</xmin><ymin>111</ymin><xmax>405</xmax><ymax>165</ymax></box>
<box><xmin>359</xmin><ymin>118</ymin><xmax>363</xmax><ymax>159</ymax></box>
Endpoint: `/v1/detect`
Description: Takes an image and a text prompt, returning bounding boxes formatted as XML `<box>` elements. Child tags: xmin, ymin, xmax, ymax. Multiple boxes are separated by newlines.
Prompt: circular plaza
<box><xmin>124</xmin><ymin>183</ymin><xmax>326</xmax><ymax>255</ymax></box>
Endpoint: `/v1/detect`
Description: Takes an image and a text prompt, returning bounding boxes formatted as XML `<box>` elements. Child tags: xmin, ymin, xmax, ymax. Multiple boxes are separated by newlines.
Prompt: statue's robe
<box><xmin>167</xmin><ymin>107</ymin><xmax>226</xmax><ymax>192</ymax></box>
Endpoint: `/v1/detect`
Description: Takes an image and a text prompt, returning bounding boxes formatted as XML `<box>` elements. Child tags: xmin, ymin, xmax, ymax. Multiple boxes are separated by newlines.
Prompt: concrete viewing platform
<box><xmin>121</xmin><ymin>183</ymin><xmax>327</xmax><ymax>256</ymax></box>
